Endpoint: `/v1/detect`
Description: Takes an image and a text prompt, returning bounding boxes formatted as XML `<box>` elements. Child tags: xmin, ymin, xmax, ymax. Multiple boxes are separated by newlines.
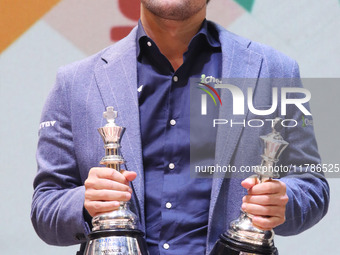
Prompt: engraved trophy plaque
<box><xmin>210</xmin><ymin>118</ymin><xmax>289</xmax><ymax>255</ymax></box>
<box><xmin>84</xmin><ymin>106</ymin><xmax>149</xmax><ymax>255</ymax></box>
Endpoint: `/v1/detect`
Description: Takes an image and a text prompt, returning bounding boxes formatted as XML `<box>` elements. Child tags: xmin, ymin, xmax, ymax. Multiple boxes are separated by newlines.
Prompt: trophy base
<box><xmin>84</xmin><ymin>229</ymin><xmax>149</xmax><ymax>255</ymax></box>
<box><xmin>210</xmin><ymin>233</ymin><xmax>278</xmax><ymax>255</ymax></box>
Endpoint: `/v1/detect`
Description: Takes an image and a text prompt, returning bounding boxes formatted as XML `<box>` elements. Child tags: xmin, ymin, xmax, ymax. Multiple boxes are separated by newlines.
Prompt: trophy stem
<box><xmin>108</xmin><ymin>163</ymin><xmax>121</xmax><ymax>172</ymax></box>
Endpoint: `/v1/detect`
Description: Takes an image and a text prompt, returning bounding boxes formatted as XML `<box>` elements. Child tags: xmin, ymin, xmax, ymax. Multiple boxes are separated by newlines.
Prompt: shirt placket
<box><xmin>159</xmin><ymin>72</ymin><xmax>182</xmax><ymax>253</ymax></box>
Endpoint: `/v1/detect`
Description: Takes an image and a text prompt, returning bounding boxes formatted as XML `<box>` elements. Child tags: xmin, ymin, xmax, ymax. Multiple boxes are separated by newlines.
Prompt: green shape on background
<box><xmin>234</xmin><ymin>0</ymin><xmax>255</xmax><ymax>12</ymax></box>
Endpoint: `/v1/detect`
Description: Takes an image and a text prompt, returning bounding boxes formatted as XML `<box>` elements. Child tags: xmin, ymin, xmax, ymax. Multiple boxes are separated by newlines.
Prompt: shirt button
<box><xmin>170</xmin><ymin>119</ymin><xmax>176</xmax><ymax>126</ymax></box>
<box><xmin>163</xmin><ymin>243</ymin><xmax>170</xmax><ymax>250</ymax></box>
<box><xmin>173</xmin><ymin>76</ymin><xmax>178</xmax><ymax>82</ymax></box>
<box><xmin>169</xmin><ymin>163</ymin><xmax>175</xmax><ymax>169</ymax></box>
<box><xmin>165</xmin><ymin>202</ymin><xmax>172</xmax><ymax>209</ymax></box>
<box><xmin>147</xmin><ymin>41</ymin><xmax>152</xmax><ymax>47</ymax></box>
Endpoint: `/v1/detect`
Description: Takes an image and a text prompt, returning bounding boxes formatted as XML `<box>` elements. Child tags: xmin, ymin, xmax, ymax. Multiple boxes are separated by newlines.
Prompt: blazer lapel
<box><xmin>94</xmin><ymin>28</ymin><xmax>146</xmax><ymax>229</ymax></box>
<box><xmin>207</xmin><ymin>27</ymin><xmax>263</xmax><ymax>250</ymax></box>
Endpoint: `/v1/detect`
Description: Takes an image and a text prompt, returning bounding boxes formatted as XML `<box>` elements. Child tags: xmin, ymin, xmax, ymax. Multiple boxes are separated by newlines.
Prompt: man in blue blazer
<box><xmin>31</xmin><ymin>1</ymin><xmax>329</xmax><ymax>254</ymax></box>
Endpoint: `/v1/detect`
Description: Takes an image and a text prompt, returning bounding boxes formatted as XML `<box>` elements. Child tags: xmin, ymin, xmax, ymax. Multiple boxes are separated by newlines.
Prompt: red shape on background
<box><xmin>111</xmin><ymin>26</ymin><xmax>135</xmax><ymax>42</ymax></box>
<box><xmin>118</xmin><ymin>0</ymin><xmax>140</xmax><ymax>21</ymax></box>
<box><xmin>111</xmin><ymin>0</ymin><xmax>140</xmax><ymax>41</ymax></box>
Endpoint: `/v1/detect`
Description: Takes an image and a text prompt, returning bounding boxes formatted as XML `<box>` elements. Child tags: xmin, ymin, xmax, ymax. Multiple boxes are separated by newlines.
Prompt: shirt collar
<box><xmin>136</xmin><ymin>19</ymin><xmax>221</xmax><ymax>59</ymax></box>
<box><xmin>136</xmin><ymin>20</ymin><xmax>148</xmax><ymax>59</ymax></box>
<box><xmin>194</xmin><ymin>19</ymin><xmax>221</xmax><ymax>48</ymax></box>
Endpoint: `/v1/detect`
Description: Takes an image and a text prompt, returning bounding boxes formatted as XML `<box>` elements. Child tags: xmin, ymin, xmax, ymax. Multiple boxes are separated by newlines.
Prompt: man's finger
<box><xmin>85</xmin><ymin>189</ymin><xmax>132</xmax><ymax>202</ymax></box>
<box><xmin>121</xmin><ymin>170</ymin><xmax>137</xmax><ymax>182</ymax></box>
<box><xmin>241</xmin><ymin>175</ymin><xmax>259</xmax><ymax>190</ymax></box>
<box><xmin>85</xmin><ymin>201</ymin><xmax>120</xmax><ymax>217</ymax></box>
<box><xmin>85</xmin><ymin>178</ymin><xmax>132</xmax><ymax>193</ymax></box>
<box><xmin>242</xmin><ymin>203</ymin><xmax>284</xmax><ymax>217</ymax></box>
<box><xmin>89</xmin><ymin>167</ymin><xmax>127</xmax><ymax>184</ymax></box>
<box><xmin>247</xmin><ymin>180</ymin><xmax>285</xmax><ymax>195</ymax></box>
<box><xmin>252</xmin><ymin>215</ymin><xmax>285</xmax><ymax>230</ymax></box>
<box><xmin>242</xmin><ymin>194</ymin><xmax>283</xmax><ymax>206</ymax></box>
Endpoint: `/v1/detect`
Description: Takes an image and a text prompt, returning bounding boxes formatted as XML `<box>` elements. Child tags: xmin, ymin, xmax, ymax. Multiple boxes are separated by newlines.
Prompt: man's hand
<box><xmin>241</xmin><ymin>177</ymin><xmax>289</xmax><ymax>230</ymax></box>
<box><xmin>84</xmin><ymin>167</ymin><xmax>137</xmax><ymax>217</ymax></box>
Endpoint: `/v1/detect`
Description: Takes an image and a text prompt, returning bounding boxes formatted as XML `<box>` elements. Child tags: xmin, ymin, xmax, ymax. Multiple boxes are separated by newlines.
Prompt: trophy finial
<box><xmin>103</xmin><ymin>106</ymin><xmax>117</xmax><ymax>126</ymax></box>
<box><xmin>272</xmin><ymin>117</ymin><xmax>283</xmax><ymax>133</ymax></box>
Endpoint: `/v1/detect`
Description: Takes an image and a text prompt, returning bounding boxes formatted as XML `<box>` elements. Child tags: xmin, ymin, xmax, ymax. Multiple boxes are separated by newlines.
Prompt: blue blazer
<box><xmin>31</xmin><ymin>21</ymin><xmax>329</xmax><ymax>254</ymax></box>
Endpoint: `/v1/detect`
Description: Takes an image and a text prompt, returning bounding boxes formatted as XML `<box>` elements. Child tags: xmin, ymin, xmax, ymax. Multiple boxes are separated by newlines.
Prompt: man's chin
<box><xmin>141</xmin><ymin>0</ymin><xmax>206</xmax><ymax>21</ymax></box>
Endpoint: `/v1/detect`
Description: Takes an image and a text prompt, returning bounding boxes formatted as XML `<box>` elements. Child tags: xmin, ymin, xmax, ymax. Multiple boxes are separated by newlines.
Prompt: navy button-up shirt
<box><xmin>137</xmin><ymin>20</ymin><xmax>222</xmax><ymax>254</ymax></box>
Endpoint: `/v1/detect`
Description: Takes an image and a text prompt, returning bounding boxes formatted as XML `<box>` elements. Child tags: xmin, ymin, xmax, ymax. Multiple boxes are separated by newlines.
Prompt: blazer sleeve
<box><xmin>31</xmin><ymin>67</ymin><xmax>90</xmax><ymax>245</ymax></box>
<box><xmin>274</xmin><ymin>61</ymin><xmax>330</xmax><ymax>235</ymax></box>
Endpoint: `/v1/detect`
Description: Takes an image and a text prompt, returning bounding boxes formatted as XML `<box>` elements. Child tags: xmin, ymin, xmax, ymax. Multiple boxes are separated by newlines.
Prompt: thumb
<box><xmin>241</xmin><ymin>175</ymin><xmax>258</xmax><ymax>190</ymax></box>
<box><xmin>121</xmin><ymin>170</ymin><xmax>137</xmax><ymax>182</ymax></box>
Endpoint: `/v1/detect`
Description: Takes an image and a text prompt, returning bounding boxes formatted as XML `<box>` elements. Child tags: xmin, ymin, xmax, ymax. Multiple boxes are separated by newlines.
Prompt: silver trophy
<box><xmin>210</xmin><ymin>118</ymin><xmax>289</xmax><ymax>255</ymax></box>
<box><xmin>84</xmin><ymin>106</ymin><xmax>149</xmax><ymax>255</ymax></box>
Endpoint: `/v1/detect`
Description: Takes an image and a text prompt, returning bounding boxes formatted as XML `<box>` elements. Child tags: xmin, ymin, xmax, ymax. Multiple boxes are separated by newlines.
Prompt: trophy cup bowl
<box><xmin>210</xmin><ymin>118</ymin><xmax>288</xmax><ymax>255</ymax></box>
<box><xmin>84</xmin><ymin>107</ymin><xmax>149</xmax><ymax>255</ymax></box>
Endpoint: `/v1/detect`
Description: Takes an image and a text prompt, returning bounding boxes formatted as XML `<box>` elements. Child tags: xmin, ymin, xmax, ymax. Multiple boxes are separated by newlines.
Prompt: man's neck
<box><xmin>140</xmin><ymin>6</ymin><xmax>206</xmax><ymax>71</ymax></box>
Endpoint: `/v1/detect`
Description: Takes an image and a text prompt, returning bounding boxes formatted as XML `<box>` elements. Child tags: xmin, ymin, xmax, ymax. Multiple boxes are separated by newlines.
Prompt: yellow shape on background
<box><xmin>0</xmin><ymin>0</ymin><xmax>61</xmax><ymax>54</ymax></box>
